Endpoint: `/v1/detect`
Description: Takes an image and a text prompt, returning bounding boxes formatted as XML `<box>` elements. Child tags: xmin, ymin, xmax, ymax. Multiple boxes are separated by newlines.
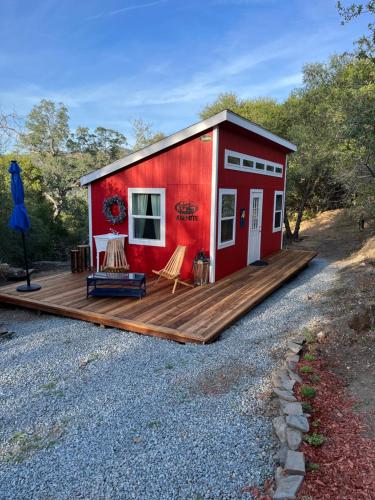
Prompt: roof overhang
<box><xmin>80</xmin><ymin>110</ymin><xmax>297</xmax><ymax>186</ymax></box>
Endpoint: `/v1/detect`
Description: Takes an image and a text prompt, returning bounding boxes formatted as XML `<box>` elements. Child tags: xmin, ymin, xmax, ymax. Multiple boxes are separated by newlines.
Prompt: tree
<box><xmin>19</xmin><ymin>100</ymin><xmax>70</xmax><ymax>156</ymax></box>
<box><xmin>0</xmin><ymin>110</ymin><xmax>20</xmax><ymax>153</ymax></box>
<box><xmin>200</xmin><ymin>93</ymin><xmax>288</xmax><ymax>137</ymax></box>
<box><xmin>18</xmin><ymin>100</ymin><xmax>128</xmax><ymax>220</ymax></box>
<box><xmin>337</xmin><ymin>1</ymin><xmax>375</xmax><ymax>58</ymax></box>
<box><xmin>131</xmin><ymin>118</ymin><xmax>166</xmax><ymax>151</ymax></box>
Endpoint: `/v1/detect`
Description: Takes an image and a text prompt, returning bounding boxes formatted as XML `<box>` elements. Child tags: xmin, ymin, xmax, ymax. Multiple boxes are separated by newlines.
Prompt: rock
<box><xmin>286</xmin><ymin>414</ymin><xmax>309</xmax><ymax>433</ymax></box>
<box><xmin>280</xmin><ymin>378</ymin><xmax>295</xmax><ymax>392</ymax></box>
<box><xmin>288</xmin><ymin>369</ymin><xmax>303</xmax><ymax>383</ymax></box>
<box><xmin>278</xmin><ymin>443</ymin><xmax>289</xmax><ymax>466</ymax></box>
<box><xmin>317</xmin><ymin>331</ymin><xmax>326</xmax><ymax>342</ymax></box>
<box><xmin>283</xmin><ymin>402</ymin><xmax>304</xmax><ymax>415</ymax></box>
<box><xmin>288</xmin><ymin>341</ymin><xmax>302</xmax><ymax>354</ymax></box>
<box><xmin>273</xmin><ymin>474</ymin><xmax>303</xmax><ymax>499</ymax></box>
<box><xmin>273</xmin><ymin>416</ymin><xmax>287</xmax><ymax>443</ymax></box>
<box><xmin>275</xmin><ymin>466</ymin><xmax>284</xmax><ymax>484</ymax></box>
<box><xmin>286</xmin><ymin>428</ymin><xmax>302</xmax><ymax>450</ymax></box>
<box><xmin>293</xmin><ymin>336</ymin><xmax>305</xmax><ymax>345</ymax></box>
<box><xmin>286</xmin><ymin>354</ymin><xmax>299</xmax><ymax>363</ymax></box>
<box><xmin>284</xmin><ymin>450</ymin><xmax>305</xmax><ymax>476</ymax></box>
<box><xmin>286</xmin><ymin>360</ymin><xmax>297</xmax><ymax>370</ymax></box>
<box><xmin>273</xmin><ymin>388</ymin><xmax>297</xmax><ymax>402</ymax></box>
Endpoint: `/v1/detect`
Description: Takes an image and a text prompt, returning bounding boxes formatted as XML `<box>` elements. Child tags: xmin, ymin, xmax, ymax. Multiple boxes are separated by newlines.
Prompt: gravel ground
<box><xmin>0</xmin><ymin>258</ymin><xmax>337</xmax><ymax>499</ymax></box>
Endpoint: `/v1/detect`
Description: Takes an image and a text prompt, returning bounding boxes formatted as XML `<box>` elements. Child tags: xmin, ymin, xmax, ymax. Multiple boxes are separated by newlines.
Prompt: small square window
<box><xmin>255</xmin><ymin>162</ymin><xmax>265</xmax><ymax>170</ymax></box>
<box><xmin>275</xmin><ymin>166</ymin><xmax>283</xmax><ymax>174</ymax></box>
<box><xmin>227</xmin><ymin>155</ymin><xmax>241</xmax><ymax>165</ymax></box>
<box><xmin>243</xmin><ymin>159</ymin><xmax>254</xmax><ymax>168</ymax></box>
<box><xmin>266</xmin><ymin>164</ymin><xmax>275</xmax><ymax>172</ymax></box>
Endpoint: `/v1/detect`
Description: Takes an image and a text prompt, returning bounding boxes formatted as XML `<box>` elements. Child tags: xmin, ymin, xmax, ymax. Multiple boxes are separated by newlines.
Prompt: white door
<box><xmin>248</xmin><ymin>189</ymin><xmax>263</xmax><ymax>264</ymax></box>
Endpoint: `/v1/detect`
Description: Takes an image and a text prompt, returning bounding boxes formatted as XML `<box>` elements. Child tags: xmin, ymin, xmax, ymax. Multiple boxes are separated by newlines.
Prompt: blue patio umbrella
<box><xmin>8</xmin><ymin>160</ymin><xmax>41</xmax><ymax>292</ymax></box>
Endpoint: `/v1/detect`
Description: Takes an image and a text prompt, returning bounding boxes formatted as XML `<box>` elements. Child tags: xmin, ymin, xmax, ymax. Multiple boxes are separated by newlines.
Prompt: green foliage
<box><xmin>200</xmin><ymin>93</ymin><xmax>288</xmax><ymax>137</ymax></box>
<box><xmin>304</xmin><ymin>433</ymin><xmax>326</xmax><ymax>446</ymax></box>
<box><xmin>300</xmin><ymin>385</ymin><xmax>317</xmax><ymax>398</ymax></box>
<box><xmin>300</xmin><ymin>365</ymin><xmax>314</xmax><ymax>374</ymax></box>
<box><xmin>304</xmin><ymin>353</ymin><xmax>316</xmax><ymax>361</ymax></box>
<box><xmin>310</xmin><ymin>374</ymin><xmax>321</xmax><ymax>384</ymax></box>
<box><xmin>308</xmin><ymin>462</ymin><xmax>320</xmax><ymax>471</ymax></box>
<box><xmin>337</xmin><ymin>1</ymin><xmax>375</xmax><ymax>58</ymax></box>
<box><xmin>302</xmin><ymin>402</ymin><xmax>313</xmax><ymax>412</ymax></box>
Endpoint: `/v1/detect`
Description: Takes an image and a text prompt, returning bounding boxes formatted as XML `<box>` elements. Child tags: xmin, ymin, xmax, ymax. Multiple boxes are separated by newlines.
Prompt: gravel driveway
<box><xmin>0</xmin><ymin>258</ymin><xmax>336</xmax><ymax>499</ymax></box>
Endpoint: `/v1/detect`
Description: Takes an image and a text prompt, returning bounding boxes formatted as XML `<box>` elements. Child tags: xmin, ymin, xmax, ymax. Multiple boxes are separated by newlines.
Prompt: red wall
<box><xmin>215</xmin><ymin>123</ymin><xmax>288</xmax><ymax>281</ymax></box>
<box><xmin>90</xmin><ymin>133</ymin><xmax>213</xmax><ymax>280</ymax></box>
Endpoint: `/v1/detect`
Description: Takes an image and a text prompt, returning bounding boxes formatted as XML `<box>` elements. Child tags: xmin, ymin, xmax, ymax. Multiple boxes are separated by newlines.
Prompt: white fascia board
<box><xmin>225</xmin><ymin>111</ymin><xmax>297</xmax><ymax>152</ymax></box>
<box><xmin>80</xmin><ymin>109</ymin><xmax>297</xmax><ymax>186</ymax></box>
<box><xmin>80</xmin><ymin>111</ymin><xmax>227</xmax><ymax>186</ymax></box>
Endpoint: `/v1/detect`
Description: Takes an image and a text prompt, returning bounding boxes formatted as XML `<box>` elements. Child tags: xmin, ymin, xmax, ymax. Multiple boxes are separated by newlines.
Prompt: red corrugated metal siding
<box><xmin>215</xmin><ymin>123</ymin><xmax>287</xmax><ymax>281</ymax></box>
<box><xmin>90</xmin><ymin>133</ymin><xmax>213</xmax><ymax>280</ymax></box>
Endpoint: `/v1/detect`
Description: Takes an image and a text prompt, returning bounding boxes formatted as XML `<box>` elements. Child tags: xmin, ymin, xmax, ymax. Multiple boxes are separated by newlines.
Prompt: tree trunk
<box><xmin>284</xmin><ymin>211</ymin><xmax>293</xmax><ymax>240</ymax></box>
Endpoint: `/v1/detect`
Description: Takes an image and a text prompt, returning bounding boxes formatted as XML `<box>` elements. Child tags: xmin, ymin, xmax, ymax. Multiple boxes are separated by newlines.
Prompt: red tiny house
<box><xmin>214</xmin><ymin>123</ymin><xmax>288</xmax><ymax>281</ymax></box>
<box><xmin>81</xmin><ymin>110</ymin><xmax>296</xmax><ymax>284</ymax></box>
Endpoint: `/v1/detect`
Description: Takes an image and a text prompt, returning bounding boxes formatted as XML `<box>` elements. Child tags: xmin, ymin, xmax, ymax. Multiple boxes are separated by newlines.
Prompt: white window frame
<box><xmin>273</xmin><ymin>190</ymin><xmax>284</xmax><ymax>233</ymax></box>
<box><xmin>218</xmin><ymin>188</ymin><xmax>237</xmax><ymax>249</ymax></box>
<box><xmin>128</xmin><ymin>187</ymin><xmax>166</xmax><ymax>247</ymax></box>
<box><xmin>224</xmin><ymin>149</ymin><xmax>283</xmax><ymax>178</ymax></box>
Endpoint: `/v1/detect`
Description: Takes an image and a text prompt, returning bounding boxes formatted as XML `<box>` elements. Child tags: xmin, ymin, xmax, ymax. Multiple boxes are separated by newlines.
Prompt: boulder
<box><xmin>286</xmin><ymin>428</ymin><xmax>302</xmax><ymax>450</ymax></box>
<box><xmin>283</xmin><ymin>402</ymin><xmax>304</xmax><ymax>416</ymax></box>
<box><xmin>284</xmin><ymin>450</ymin><xmax>305</xmax><ymax>476</ymax></box>
<box><xmin>287</xmin><ymin>341</ymin><xmax>302</xmax><ymax>354</ymax></box>
<box><xmin>273</xmin><ymin>416</ymin><xmax>287</xmax><ymax>443</ymax></box>
<box><xmin>273</xmin><ymin>388</ymin><xmax>297</xmax><ymax>402</ymax></box>
<box><xmin>273</xmin><ymin>474</ymin><xmax>303</xmax><ymax>499</ymax></box>
<box><xmin>286</xmin><ymin>414</ymin><xmax>309</xmax><ymax>433</ymax></box>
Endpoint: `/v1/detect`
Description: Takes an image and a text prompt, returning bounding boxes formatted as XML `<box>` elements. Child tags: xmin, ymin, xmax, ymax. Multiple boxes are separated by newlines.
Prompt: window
<box><xmin>224</xmin><ymin>149</ymin><xmax>283</xmax><ymax>177</ymax></box>
<box><xmin>218</xmin><ymin>189</ymin><xmax>237</xmax><ymax>249</ymax></box>
<box><xmin>227</xmin><ymin>155</ymin><xmax>241</xmax><ymax>165</ymax></box>
<box><xmin>273</xmin><ymin>191</ymin><xmax>284</xmax><ymax>232</ymax></box>
<box><xmin>128</xmin><ymin>188</ymin><xmax>165</xmax><ymax>246</ymax></box>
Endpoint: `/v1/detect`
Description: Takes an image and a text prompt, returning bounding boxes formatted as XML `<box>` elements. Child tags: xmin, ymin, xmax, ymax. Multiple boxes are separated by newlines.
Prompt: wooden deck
<box><xmin>0</xmin><ymin>250</ymin><xmax>316</xmax><ymax>344</ymax></box>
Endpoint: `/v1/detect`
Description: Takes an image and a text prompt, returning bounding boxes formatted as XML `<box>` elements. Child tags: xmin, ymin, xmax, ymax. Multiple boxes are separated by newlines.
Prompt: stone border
<box><xmin>271</xmin><ymin>337</ymin><xmax>309</xmax><ymax>499</ymax></box>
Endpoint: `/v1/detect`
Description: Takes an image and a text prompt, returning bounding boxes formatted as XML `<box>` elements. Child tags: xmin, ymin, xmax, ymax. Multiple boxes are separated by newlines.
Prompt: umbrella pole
<box><xmin>21</xmin><ymin>230</ymin><xmax>31</xmax><ymax>287</ymax></box>
<box><xmin>16</xmin><ymin>231</ymin><xmax>41</xmax><ymax>292</ymax></box>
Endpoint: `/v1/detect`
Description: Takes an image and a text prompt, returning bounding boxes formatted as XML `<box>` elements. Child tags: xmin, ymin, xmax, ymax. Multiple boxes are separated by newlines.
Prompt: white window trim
<box><xmin>218</xmin><ymin>188</ymin><xmax>237</xmax><ymax>249</ymax></box>
<box><xmin>128</xmin><ymin>187</ymin><xmax>166</xmax><ymax>247</ymax></box>
<box><xmin>273</xmin><ymin>190</ymin><xmax>284</xmax><ymax>233</ymax></box>
<box><xmin>224</xmin><ymin>149</ymin><xmax>283</xmax><ymax>178</ymax></box>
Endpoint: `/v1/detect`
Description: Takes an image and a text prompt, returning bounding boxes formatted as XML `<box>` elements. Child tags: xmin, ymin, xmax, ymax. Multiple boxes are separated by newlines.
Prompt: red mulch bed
<box><xmin>296</xmin><ymin>355</ymin><xmax>375</xmax><ymax>499</ymax></box>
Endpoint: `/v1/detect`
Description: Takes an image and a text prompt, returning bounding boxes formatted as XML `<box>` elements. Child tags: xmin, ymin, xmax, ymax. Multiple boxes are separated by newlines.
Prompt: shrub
<box><xmin>300</xmin><ymin>365</ymin><xmax>313</xmax><ymax>374</ymax></box>
<box><xmin>304</xmin><ymin>433</ymin><xmax>325</xmax><ymax>446</ymax></box>
<box><xmin>302</xmin><ymin>402</ymin><xmax>313</xmax><ymax>412</ymax></box>
<box><xmin>302</xmin><ymin>328</ymin><xmax>316</xmax><ymax>344</ymax></box>
<box><xmin>310</xmin><ymin>374</ymin><xmax>321</xmax><ymax>384</ymax></box>
<box><xmin>304</xmin><ymin>353</ymin><xmax>315</xmax><ymax>362</ymax></box>
<box><xmin>308</xmin><ymin>462</ymin><xmax>320</xmax><ymax>471</ymax></box>
<box><xmin>300</xmin><ymin>385</ymin><xmax>316</xmax><ymax>398</ymax></box>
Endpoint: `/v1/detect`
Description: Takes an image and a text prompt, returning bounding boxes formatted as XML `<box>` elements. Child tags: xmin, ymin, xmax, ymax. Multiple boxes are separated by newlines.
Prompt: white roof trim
<box><xmin>80</xmin><ymin>110</ymin><xmax>297</xmax><ymax>186</ymax></box>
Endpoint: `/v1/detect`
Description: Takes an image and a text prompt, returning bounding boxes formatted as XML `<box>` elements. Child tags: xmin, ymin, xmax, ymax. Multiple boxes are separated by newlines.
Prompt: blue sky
<box><xmin>0</xmin><ymin>0</ymin><xmax>371</xmax><ymax>143</ymax></box>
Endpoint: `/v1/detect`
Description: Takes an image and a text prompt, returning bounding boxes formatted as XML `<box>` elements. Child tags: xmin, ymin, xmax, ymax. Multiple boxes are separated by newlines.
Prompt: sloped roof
<box><xmin>80</xmin><ymin>109</ymin><xmax>297</xmax><ymax>186</ymax></box>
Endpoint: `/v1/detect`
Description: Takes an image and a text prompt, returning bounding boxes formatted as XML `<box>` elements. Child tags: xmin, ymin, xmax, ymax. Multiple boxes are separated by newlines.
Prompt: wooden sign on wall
<box><xmin>175</xmin><ymin>202</ymin><xmax>199</xmax><ymax>221</ymax></box>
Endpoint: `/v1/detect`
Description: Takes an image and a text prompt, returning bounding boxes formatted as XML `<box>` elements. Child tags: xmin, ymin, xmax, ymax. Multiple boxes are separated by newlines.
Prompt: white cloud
<box><xmin>86</xmin><ymin>0</ymin><xmax>167</xmax><ymax>21</ymax></box>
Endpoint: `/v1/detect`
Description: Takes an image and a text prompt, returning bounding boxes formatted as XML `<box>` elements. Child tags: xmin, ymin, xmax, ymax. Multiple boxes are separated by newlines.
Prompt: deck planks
<box><xmin>0</xmin><ymin>250</ymin><xmax>316</xmax><ymax>344</ymax></box>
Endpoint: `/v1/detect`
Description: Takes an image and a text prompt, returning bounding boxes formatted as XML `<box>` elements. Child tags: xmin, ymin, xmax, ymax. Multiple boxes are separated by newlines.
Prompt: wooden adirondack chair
<box><xmin>102</xmin><ymin>238</ymin><xmax>129</xmax><ymax>272</ymax></box>
<box><xmin>152</xmin><ymin>245</ymin><xmax>193</xmax><ymax>294</ymax></box>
